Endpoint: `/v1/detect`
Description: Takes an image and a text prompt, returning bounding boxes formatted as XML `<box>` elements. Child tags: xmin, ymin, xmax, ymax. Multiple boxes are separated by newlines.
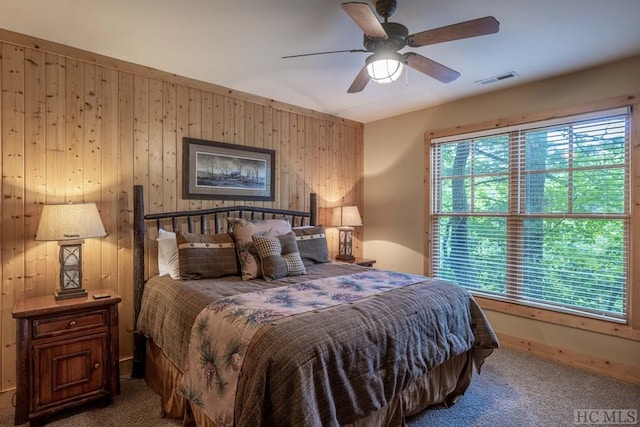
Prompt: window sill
<box><xmin>473</xmin><ymin>295</ymin><xmax>640</xmax><ymax>342</ymax></box>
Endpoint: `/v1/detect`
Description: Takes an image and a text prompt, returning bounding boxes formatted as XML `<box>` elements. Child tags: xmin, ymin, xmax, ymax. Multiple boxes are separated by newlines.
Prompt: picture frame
<box><xmin>183</xmin><ymin>137</ymin><xmax>275</xmax><ymax>201</ymax></box>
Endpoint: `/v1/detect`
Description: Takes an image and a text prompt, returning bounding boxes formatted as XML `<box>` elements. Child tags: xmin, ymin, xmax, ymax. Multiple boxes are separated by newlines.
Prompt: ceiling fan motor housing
<box><xmin>375</xmin><ymin>0</ymin><xmax>398</xmax><ymax>19</ymax></box>
<box><xmin>363</xmin><ymin>22</ymin><xmax>408</xmax><ymax>52</ymax></box>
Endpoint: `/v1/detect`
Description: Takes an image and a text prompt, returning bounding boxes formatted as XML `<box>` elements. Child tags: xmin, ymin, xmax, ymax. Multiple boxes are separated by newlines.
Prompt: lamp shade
<box><xmin>365</xmin><ymin>52</ymin><xmax>405</xmax><ymax>84</ymax></box>
<box><xmin>330</xmin><ymin>206</ymin><xmax>363</xmax><ymax>227</ymax></box>
<box><xmin>36</xmin><ymin>202</ymin><xmax>106</xmax><ymax>241</ymax></box>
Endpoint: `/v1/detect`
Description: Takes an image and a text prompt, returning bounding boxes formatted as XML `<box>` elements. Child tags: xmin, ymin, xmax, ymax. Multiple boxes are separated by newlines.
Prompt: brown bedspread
<box><xmin>136</xmin><ymin>262</ymin><xmax>372</xmax><ymax>368</ymax></box>
<box><xmin>235</xmin><ymin>277</ymin><xmax>497</xmax><ymax>426</ymax></box>
<box><xmin>136</xmin><ymin>264</ymin><xmax>498</xmax><ymax>427</ymax></box>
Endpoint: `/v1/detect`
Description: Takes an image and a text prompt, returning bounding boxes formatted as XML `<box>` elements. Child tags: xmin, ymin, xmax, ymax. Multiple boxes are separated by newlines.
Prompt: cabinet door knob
<box><xmin>94</xmin><ymin>363</ymin><xmax>100</xmax><ymax>370</ymax></box>
<box><xmin>68</xmin><ymin>320</ymin><xmax>76</xmax><ymax>327</ymax></box>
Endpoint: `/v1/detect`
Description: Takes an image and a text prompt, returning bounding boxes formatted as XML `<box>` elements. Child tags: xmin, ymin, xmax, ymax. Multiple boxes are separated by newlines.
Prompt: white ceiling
<box><xmin>1</xmin><ymin>0</ymin><xmax>640</xmax><ymax>123</ymax></box>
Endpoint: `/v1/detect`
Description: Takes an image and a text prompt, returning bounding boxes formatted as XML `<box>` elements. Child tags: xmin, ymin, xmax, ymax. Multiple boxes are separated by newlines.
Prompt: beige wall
<box><xmin>363</xmin><ymin>56</ymin><xmax>640</xmax><ymax>376</ymax></box>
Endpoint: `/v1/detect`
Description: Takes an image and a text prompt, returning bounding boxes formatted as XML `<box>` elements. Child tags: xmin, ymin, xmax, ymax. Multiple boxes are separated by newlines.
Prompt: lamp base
<box><xmin>55</xmin><ymin>288</ymin><xmax>88</xmax><ymax>301</ymax></box>
<box><xmin>336</xmin><ymin>227</ymin><xmax>355</xmax><ymax>261</ymax></box>
<box><xmin>56</xmin><ymin>241</ymin><xmax>86</xmax><ymax>301</ymax></box>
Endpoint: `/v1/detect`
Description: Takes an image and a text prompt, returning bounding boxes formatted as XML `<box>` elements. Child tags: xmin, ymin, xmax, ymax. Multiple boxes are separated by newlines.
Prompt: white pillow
<box><xmin>157</xmin><ymin>228</ymin><xmax>180</xmax><ymax>279</ymax></box>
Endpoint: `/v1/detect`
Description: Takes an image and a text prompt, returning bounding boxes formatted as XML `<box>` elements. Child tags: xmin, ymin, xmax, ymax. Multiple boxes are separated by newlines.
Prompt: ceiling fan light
<box><xmin>366</xmin><ymin>53</ymin><xmax>405</xmax><ymax>84</ymax></box>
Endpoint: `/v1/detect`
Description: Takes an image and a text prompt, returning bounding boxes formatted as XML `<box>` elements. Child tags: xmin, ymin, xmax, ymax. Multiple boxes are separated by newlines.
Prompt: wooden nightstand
<box><xmin>338</xmin><ymin>257</ymin><xmax>377</xmax><ymax>267</ymax></box>
<box><xmin>12</xmin><ymin>290</ymin><xmax>121</xmax><ymax>426</ymax></box>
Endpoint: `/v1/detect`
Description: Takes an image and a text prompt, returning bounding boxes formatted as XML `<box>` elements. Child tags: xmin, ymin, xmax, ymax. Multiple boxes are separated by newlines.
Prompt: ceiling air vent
<box><xmin>477</xmin><ymin>71</ymin><xmax>518</xmax><ymax>85</ymax></box>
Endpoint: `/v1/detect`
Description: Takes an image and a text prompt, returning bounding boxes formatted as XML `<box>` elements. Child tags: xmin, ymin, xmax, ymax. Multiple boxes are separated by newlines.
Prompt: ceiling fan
<box><xmin>283</xmin><ymin>0</ymin><xmax>499</xmax><ymax>93</ymax></box>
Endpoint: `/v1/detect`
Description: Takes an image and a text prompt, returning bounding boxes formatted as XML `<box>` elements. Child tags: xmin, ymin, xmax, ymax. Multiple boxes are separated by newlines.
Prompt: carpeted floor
<box><xmin>407</xmin><ymin>349</ymin><xmax>639</xmax><ymax>426</ymax></box>
<box><xmin>1</xmin><ymin>348</ymin><xmax>638</xmax><ymax>427</ymax></box>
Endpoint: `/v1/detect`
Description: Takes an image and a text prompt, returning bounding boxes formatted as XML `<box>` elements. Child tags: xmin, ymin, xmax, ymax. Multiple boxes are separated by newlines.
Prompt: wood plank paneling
<box><xmin>148</xmin><ymin>79</ymin><xmax>163</xmax><ymax>215</ymax></box>
<box><xmin>201</xmin><ymin>91</ymin><xmax>215</xmax><ymax>211</ymax></box>
<box><xmin>23</xmin><ymin>48</ymin><xmax>46</xmax><ymax>299</ymax></box>
<box><xmin>43</xmin><ymin>53</ymin><xmax>66</xmax><ymax>298</ymax></box>
<box><xmin>117</xmin><ymin>72</ymin><xmax>135</xmax><ymax>360</ymax></box>
<box><xmin>263</xmin><ymin>105</ymin><xmax>274</xmax><ymax>211</ymax></box>
<box><xmin>304</xmin><ymin>116</ymin><xmax>314</xmax><ymax>214</ymax></box>
<box><xmin>272</xmin><ymin>109</ymin><xmax>282</xmax><ymax>207</ymax></box>
<box><xmin>162</xmin><ymin>82</ymin><xmax>177</xmax><ymax>213</ymax></box>
<box><xmin>100</xmin><ymin>67</ymin><xmax>119</xmax><ymax>294</ymax></box>
<box><xmin>184</xmin><ymin>87</ymin><xmax>200</xmax><ymax>212</ymax></box>
<box><xmin>133</xmin><ymin>75</ymin><xmax>151</xmax><ymax>278</ymax></box>
<box><xmin>0</xmin><ymin>29</ymin><xmax>363</xmax><ymax>128</ymax></box>
<box><xmin>253</xmin><ymin>104</ymin><xmax>265</xmax><ymax>210</ymax></box>
<box><xmin>280</xmin><ymin>111</ymin><xmax>290</xmax><ymax>209</ymax></box>
<box><xmin>1</xmin><ymin>43</ymin><xmax>25</xmax><ymax>391</ymax></box>
<box><xmin>296</xmin><ymin>115</ymin><xmax>306</xmax><ymax>215</ymax></box>
<box><xmin>0</xmin><ymin>32</ymin><xmax>363</xmax><ymax>396</ymax></box>
<box><xmin>83</xmin><ymin>63</ymin><xmax>102</xmax><ymax>288</ymax></box>
<box><xmin>65</xmin><ymin>58</ymin><xmax>84</xmax><ymax>201</ymax></box>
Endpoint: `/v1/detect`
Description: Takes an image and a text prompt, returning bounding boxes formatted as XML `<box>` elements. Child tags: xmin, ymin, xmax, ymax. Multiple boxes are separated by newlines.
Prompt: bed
<box><xmin>131</xmin><ymin>185</ymin><xmax>498</xmax><ymax>427</ymax></box>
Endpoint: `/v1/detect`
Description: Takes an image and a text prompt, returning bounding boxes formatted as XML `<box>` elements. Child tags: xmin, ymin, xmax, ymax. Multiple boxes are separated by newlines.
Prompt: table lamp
<box><xmin>36</xmin><ymin>202</ymin><xmax>106</xmax><ymax>300</ymax></box>
<box><xmin>330</xmin><ymin>205</ymin><xmax>362</xmax><ymax>261</ymax></box>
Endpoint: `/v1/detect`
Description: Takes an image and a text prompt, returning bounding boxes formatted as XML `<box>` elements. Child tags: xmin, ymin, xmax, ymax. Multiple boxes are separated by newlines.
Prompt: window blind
<box><xmin>431</xmin><ymin>108</ymin><xmax>630</xmax><ymax>321</ymax></box>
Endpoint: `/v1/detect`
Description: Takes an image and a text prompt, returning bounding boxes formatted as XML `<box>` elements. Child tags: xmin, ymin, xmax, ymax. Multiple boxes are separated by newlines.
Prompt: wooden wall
<box><xmin>0</xmin><ymin>29</ymin><xmax>363</xmax><ymax>398</ymax></box>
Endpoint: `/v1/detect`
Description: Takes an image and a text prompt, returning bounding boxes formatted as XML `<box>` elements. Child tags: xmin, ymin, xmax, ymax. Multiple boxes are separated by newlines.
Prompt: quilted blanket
<box><xmin>177</xmin><ymin>270</ymin><xmax>498</xmax><ymax>426</ymax></box>
<box><xmin>179</xmin><ymin>270</ymin><xmax>427</xmax><ymax>426</ymax></box>
<box><xmin>136</xmin><ymin>263</ymin><xmax>369</xmax><ymax>369</ymax></box>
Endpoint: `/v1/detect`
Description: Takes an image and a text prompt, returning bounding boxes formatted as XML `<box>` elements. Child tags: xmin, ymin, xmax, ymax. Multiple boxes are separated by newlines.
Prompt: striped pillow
<box><xmin>293</xmin><ymin>225</ymin><xmax>330</xmax><ymax>266</ymax></box>
<box><xmin>176</xmin><ymin>231</ymin><xmax>239</xmax><ymax>280</ymax></box>
<box><xmin>252</xmin><ymin>232</ymin><xmax>306</xmax><ymax>281</ymax></box>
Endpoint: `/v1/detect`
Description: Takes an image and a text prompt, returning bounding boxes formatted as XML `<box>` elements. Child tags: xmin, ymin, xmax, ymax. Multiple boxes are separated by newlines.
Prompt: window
<box><xmin>430</xmin><ymin>108</ymin><xmax>630</xmax><ymax>322</ymax></box>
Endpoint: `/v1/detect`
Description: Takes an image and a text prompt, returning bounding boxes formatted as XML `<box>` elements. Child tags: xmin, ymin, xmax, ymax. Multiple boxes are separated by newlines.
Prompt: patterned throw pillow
<box><xmin>176</xmin><ymin>230</ymin><xmax>239</xmax><ymax>280</ymax></box>
<box><xmin>231</xmin><ymin>218</ymin><xmax>292</xmax><ymax>280</ymax></box>
<box><xmin>252</xmin><ymin>232</ymin><xmax>306</xmax><ymax>280</ymax></box>
<box><xmin>293</xmin><ymin>225</ymin><xmax>330</xmax><ymax>266</ymax></box>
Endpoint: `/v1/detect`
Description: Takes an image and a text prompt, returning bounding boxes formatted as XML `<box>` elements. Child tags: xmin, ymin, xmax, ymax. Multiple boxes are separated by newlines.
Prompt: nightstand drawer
<box><xmin>33</xmin><ymin>310</ymin><xmax>107</xmax><ymax>339</ymax></box>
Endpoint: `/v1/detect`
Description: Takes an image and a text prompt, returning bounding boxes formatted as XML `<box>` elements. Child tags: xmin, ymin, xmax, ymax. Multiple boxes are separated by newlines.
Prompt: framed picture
<box><xmin>183</xmin><ymin>137</ymin><xmax>275</xmax><ymax>201</ymax></box>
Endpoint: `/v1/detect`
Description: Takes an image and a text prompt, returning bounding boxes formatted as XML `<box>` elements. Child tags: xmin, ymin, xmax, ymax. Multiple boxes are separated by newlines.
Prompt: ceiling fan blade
<box><xmin>407</xmin><ymin>16</ymin><xmax>499</xmax><ymax>47</ymax></box>
<box><xmin>347</xmin><ymin>65</ymin><xmax>371</xmax><ymax>93</ymax></box>
<box><xmin>282</xmin><ymin>49</ymin><xmax>367</xmax><ymax>59</ymax></box>
<box><xmin>341</xmin><ymin>2</ymin><xmax>388</xmax><ymax>39</ymax></box>
<box><xmin>404</xmin><ymin>53</ymin><xmax>460</xmax><ymax>83</ymax></box>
